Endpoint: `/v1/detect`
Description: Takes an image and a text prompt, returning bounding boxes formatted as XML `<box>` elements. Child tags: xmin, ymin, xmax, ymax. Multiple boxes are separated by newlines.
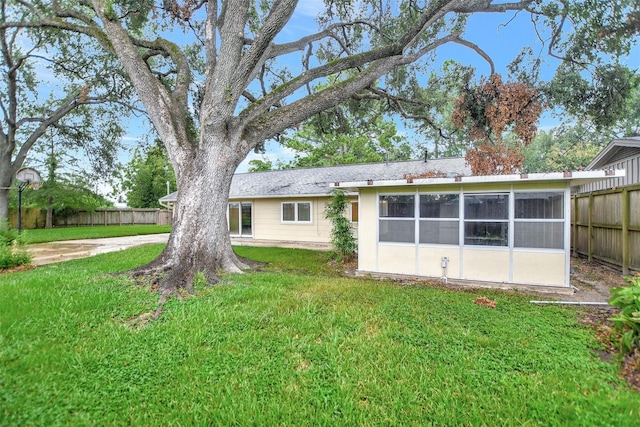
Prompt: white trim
<box><xmin>459</xmin><ymin>188</ymin><xmax>464</xmax><ymax>278</ymax></box>
<box><xmin>375</xmin><ymin>189</ymin><xmax>379</xmax><ymax>272</ymax></box>
<box><xmin>414</xmin><ymin>187</ymin><xmax>420</xmax><ymax>275</ymax></box>
<box><xmin>281</xmin><ymin>201</ymin><xmax>313</xmax><ymax>224</ymax></box>
<box><xmin>333</xmin><ymin>169</ymin><xmax>626</xmax><ymax>190</ymax></box>
<box><xmin>564</xmin><ymin>184</ymin><xmax>571</xmax><ymax>286</ymax></box>
<box><xmin>462</xmin><ymin>192</ymin><xmax>510</xmax><ymax>248</ymax></box>
<box><xmin>509</xmin><ymin>185</ymin><xmax>514</xmax><ymax>283</ymax></box>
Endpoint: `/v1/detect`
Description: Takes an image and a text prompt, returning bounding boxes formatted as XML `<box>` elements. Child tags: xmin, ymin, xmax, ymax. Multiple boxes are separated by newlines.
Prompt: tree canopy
<box><xmin>252</xmin><ymin>95</ymin><xmax>412</xmax><ymax>170</ymax></box>
<box><xmin>4</xmin><ymin>0</ymin><xmax>639</xmax><ymax>293</ymax></box>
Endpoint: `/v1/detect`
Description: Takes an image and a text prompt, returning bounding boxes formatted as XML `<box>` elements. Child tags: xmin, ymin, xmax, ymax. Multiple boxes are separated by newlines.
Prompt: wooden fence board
<box><xmin>572</xmin><ymin>185</ymin><xmax>639</xmax><ymax>274</ymax></box>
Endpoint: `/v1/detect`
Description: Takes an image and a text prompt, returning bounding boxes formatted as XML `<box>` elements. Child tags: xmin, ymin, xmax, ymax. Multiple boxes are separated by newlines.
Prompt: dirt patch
<box><xmin>0</xmin><ymin>264</ymin><xmax>36</xmax><ymax>274</ymax></box>
<box><xmin>569</xmin><ymin>257</ymin><xmax>630</xmax><ymax>302</ymax></box>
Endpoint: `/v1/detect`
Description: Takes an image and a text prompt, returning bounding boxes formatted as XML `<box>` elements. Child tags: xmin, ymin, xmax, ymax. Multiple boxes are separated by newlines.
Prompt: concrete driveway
<box><xmin>26</xmin><ymin>234</ymin><xmax>331</xmax><ymax>266</ymax></box>
<box><xmin>27</xmin><ymin>234</ymin><xmax>170</xmax><ymax>266</ymax></box>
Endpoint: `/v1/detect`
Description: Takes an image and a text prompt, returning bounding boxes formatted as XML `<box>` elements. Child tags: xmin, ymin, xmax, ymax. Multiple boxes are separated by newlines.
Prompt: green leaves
<box><xmin>279</xmin><ymin>93</ymin><xmax>411</xmax><ymax>169</ymax></box>
<box><xmin>325</xmin><ymin>189</ymin><xmax>357</xmax><ymax>262</ymax></box>
<box><xmin>122</xmin><ymin>139</ymin><xmax>176</xmax><ymax>208</ymax></box>
<box><xmin>609</xmin><ymin>275</ymin><xmax>640</xmax><ymax>354</ymax></box>
<box><xmin>546</xmin><ymin>64</ymin><xmax>638</xmax><ymax>130</ymax></box>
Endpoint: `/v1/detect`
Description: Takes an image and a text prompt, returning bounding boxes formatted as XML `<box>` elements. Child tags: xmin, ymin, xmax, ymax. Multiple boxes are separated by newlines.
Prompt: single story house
<box><xmin>159</xmin><ymin>157</ymin><xmax>470</xmax><ymax>245</ymax></box>
<box><xmin>161</xmin><ymin>158</ymin><xmax>624</xmax><ymax>290</ymax></box>
<box><xmin>579</xmin><ymin>136</ymin><xmax>640</xmax><ymax>193</ymax></box>
<box><xmin>332</xmin><ymin>169</ymin><xmax>625</xmax><ymax>291</ymax></box>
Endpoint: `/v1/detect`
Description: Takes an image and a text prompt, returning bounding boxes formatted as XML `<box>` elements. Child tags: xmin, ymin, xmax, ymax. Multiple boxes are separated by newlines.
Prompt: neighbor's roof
<box><xmin>159</xmin><ymin>157</ymin><xmax>470</xmax><ymax>203</ymax></box>
<box><xmin>332</xmin><ymin>169</ymin><xmax>626</xmax><ymax>190</ymax></box>
<box><xmin>587</xmin><ymin>136</ymin><xmax>640</xmax><ymax>170</ymax></box>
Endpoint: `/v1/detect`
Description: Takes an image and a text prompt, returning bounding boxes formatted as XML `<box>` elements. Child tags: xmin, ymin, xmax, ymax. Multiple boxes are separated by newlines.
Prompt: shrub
<box><xmin>0</xmin><ymin>218</ymin><xmax>19</xmax><ymax>246</ymax></box>
<box><xmin>609</xmin><ymin>275</ymin><xmax>640</xmax><ymax>354</ymax></box>
<box><xmin>325</xmin><ymin>189</ymin><xmax>357</xmax><ymax>262</ymax></box>
<box><xmin>0</xmin><ymin>245</ymin><xmax>31</xmax><ymax>270</ymax></box>
<box><xmin>0</xmin><ymin>219</ymin><xmax>31</xmax><ymax>270</ymax></box>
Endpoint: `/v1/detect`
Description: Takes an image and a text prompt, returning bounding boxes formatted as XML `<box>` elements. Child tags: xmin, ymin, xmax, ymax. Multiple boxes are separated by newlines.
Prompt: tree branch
<box><xmin>234</xmin><ymin>0</ymin><xmax>298</xmax><ymax>102</ymax></box>
<box><xmin>449</xmin><ymin>0</ymin><xmax>535</xmax><ymax>14</ymax></box>
<box><xmin>451</xmin><ymin>37</ymin><xmax>495</xmax><ymax>74</ymax></box>
<box><xmin>356</xmin><ymin>87</ymin><xmax>454</xmax><ymax>140</ymax></box>
<box><xmin>240</xmin><ymin>0</ymin><xmax>455</xmax><ymax>126</ymax></box>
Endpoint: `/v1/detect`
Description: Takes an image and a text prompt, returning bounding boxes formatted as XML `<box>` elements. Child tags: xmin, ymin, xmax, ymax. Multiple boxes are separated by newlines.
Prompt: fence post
<box><xmin>572</xmin><ymin>195</ymin><xmax>578</xmax><ymax>257</ymax></box>
<box><xmin>622</xmin><ymin>188</ymin><xmax>630</xmax><ymax>276</ymax></box>
<box><xmin>588</xmin><ymin>192</ymin><xmax>594</xmax><ymax>262</ymax></box>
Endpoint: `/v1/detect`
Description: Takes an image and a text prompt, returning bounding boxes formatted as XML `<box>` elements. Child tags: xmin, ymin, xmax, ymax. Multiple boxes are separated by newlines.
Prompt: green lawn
<box><xmin>22</xmin><ymin>225</ymin><xmax>172</xmax><ymax>244</ymax></box>
<box><xmin>1</xmin><ymin>245</ymin><xmax>638</xmax><ymax>425</ymax></box>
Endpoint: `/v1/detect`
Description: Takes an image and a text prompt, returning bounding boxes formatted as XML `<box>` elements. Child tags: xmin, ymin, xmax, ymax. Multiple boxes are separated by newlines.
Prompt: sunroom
<box><xmin>332</xmin><ymin>170</ymin><xmax>625</xmax><ymax>290</ymax></box>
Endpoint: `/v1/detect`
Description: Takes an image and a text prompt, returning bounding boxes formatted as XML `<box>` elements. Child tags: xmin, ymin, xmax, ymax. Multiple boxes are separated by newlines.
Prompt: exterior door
<box><xmin>229</xmin><ymin>202</ymin><xmax>252</xmax><ymax>237</ymax></box>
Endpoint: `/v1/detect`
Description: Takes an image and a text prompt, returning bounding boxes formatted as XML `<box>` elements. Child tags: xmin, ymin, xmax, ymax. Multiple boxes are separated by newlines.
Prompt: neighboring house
<box><xmin>332</xmin><ymin>169</ymin><xmax>625</xmax><ymax>291</ymax></box>
<box><xmin>579</xmin><ymin>136</ymin><xmax>640</xmax><ymax>193</ymax></box>
<box><xmin>159</xmin><ymin>157</ymin><xmax>470</xmax><ymax>245</ymax></box>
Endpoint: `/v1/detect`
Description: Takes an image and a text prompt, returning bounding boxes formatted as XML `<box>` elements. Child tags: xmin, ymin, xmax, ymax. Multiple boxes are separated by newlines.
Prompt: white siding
<box><xmin>580</xmin><ymin>154</ymin><xmax>640</xmax><ymax>193</ymax></box>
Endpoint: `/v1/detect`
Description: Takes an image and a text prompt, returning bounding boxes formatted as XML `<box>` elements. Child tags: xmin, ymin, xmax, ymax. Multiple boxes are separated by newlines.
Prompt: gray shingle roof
<box><xmin>160</xmin><ymin>157</ymin><xmax>470</xmax><ymax>202</ymax></box>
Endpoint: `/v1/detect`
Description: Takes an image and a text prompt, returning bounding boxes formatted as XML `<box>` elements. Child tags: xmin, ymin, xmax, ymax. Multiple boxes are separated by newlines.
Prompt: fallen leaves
<box><xmin>474</xmin><ymin>296</ymin><xmax>497</xmax><ymax>308</ymax></box>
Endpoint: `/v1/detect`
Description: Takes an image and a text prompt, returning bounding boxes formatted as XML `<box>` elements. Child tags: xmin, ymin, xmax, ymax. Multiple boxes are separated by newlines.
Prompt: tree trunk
<box><xmin>0</xmin><ymin>188</ymin><xmax>9</xmax><ymax>221</ymax></box>
<box><xmin>135</xmin><ymin>135</ymin><xmax>249</xmax><ymax>294</ymax></box>
<box><xmin>46</xmin><ymin>206</ymin><xmax>53</xmax><ymax>228</ymax></box>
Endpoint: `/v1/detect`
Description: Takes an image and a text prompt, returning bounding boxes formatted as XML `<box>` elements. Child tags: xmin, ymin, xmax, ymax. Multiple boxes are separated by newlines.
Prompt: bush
<box><xmin>0</xmin><ymin>218</ymin><xmax>19</xmax><ymax>246</ymax></box>
<box><xmin>609</xmin><ymin>275</ymin><xmax>640</xmax><ymax>354</ymax></box>
<box><xmin>0</xmin><ymin>219</ymin><xmax>31</xmax><ymax>269</ymax></box>
<box><xmin>325</xmin><ymin>189</ymin><xmax>357</xmax><ymax>262</ymax></box>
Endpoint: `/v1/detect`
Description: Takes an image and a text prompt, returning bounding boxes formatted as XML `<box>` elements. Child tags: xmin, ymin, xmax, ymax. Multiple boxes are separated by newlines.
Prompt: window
<box><xmin>464</xmin><ymin>194</ymin><xmax>508</xmax><ymax>246</ymax></box>
<box><xmin>419</xmin><ymin>194</ymin><xmax>459</xmax><ymax>245</ymax></box>
<box><xmin>282</xmin><ymin>202</ymin><xmax>312</xmax><ymax>223</ymax></box>
<box><xmin>351</xmin><ymin>202</ymin><xmax>359</xmax><ymax>223</ymax></box>
<box><xmin>379</xmin><ymin>195</ymin><xmax>414</xmax><ymax>218</ymax></box>
<box><xmin>376</xmin><ymin>190</ymin><xmax>566</xmax><ymax>251</ymax></box>
<box><xmin>514</xmin><ymin>192</ymin><xmax>564</xmax><ymax>249</ymax></box>
<box><xmin>379</xmin><ymin>195</ymin><xmax>415</xmax><ymax>243</ymax></box>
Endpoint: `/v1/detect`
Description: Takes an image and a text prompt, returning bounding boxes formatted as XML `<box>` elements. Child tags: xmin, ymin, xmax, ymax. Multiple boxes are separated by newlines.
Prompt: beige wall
<box><xmin>358</xmin><ymin>190</ymin><xmax>378</xmax><ymax>271</ymax></box>
<box><xmin>236</xmin><ymin>196</ymin><xmax>358</xmax><ymax>244</ymax></box>
<box><xmin>512</xmin><ymin>251</ymin><xmax>566</xmax><ymax>286</ymax></box>
<box><xmin>417</xmin><ymin>246</ymin><xmax>461</xmax><ymax>279</ymax></box>
<box><xmin>462</xmin><ymin>248</ymin><xmax>511</xmax><ymax>283</ymax></box>
<box><xmin>378</xmin><ymin>245</ymin><xmax>415</xmax><ymax>274</ymax></box>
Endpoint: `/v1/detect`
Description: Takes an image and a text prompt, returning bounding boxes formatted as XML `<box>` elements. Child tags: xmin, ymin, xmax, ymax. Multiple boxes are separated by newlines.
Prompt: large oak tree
<box><xmin>7</xmin><ymin>0</ymin><xmax>638</xmax><ymax>293</ymax></box>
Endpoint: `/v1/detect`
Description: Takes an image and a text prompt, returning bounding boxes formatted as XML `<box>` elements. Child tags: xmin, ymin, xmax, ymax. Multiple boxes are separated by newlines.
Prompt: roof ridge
<box><xmin>235</xmin><ymin>156</ymin><xmax>467</xmax><ymax>176</ymax></box>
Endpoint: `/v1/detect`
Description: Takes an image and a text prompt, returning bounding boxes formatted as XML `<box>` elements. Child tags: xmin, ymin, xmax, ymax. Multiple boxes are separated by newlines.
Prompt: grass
<box><xmin>1</xmin><ymin>245</ymin><xmax>639</xmax><ymax>425</ymax></box>
<box><xmin>22</xmin><ymin>225</ymin><xmax>172</xmax><ymax>244</ymax></box>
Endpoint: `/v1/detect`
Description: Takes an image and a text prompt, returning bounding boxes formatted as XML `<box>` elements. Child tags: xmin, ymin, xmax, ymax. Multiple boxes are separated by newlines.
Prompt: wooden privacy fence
<box><xmin>8</xmin><ymin>208</ymin><xmax>173</xmax><ymax>229</ymax></box>
<box><xmin>572</xmin><ymin>184</ymin><xmax>640</xmax><ymax>275</ymax></box>
<box><xmin>54</xmin><ymin>208</ymin><xmax>173</xmax><ymax>227</ymax></box>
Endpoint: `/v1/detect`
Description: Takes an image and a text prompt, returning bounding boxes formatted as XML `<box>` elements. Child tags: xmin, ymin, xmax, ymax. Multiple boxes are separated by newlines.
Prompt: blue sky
<box><xmin>116</xmin><ymin>1</ymin><xmax>639</xmax><ymax>180</ymax></box>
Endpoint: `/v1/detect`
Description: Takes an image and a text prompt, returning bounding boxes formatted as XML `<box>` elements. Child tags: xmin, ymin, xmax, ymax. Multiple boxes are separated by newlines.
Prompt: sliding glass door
<box><xmin>229</xmin><ymin>202</ymin><xmax>252</xmax><ymax>237</ymax></box>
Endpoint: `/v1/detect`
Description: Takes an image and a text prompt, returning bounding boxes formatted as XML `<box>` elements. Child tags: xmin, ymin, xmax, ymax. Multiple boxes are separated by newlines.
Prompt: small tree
<box><xmin>325</xmin><ymin>189</ymin><xmax>357</xmax><ymax>262</ymax></box>
<box><xmin>122</xmin><ymin>140</ymin><xmax>176</xmax><ymax>208</ymax></box>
